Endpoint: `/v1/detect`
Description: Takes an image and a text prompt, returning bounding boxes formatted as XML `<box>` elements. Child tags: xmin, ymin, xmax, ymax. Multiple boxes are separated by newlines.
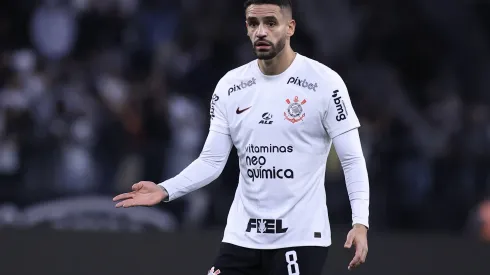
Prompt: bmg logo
<box><xmin>246</xmin><ymin>218</ymin><xmax>288</xmax><ymax>234</ymax></box>
<box><xmin>209</xmin><ymin>94</ymin><xmax>219</xmax><ymax>120</ymax></box>
<box><xmin>332</xmin><ymin>89</ymin><xmax>347</xmax><ymax>121</ymax></box>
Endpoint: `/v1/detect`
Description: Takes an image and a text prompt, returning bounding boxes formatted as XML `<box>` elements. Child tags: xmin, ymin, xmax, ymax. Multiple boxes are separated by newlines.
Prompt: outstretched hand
<box><xmin>344</xmin><ymin>224</ymin><xmax>368</xmax><ymax>271</ymax></box>
<box><xmin>113</xmin><ymin>181</ymin><xmax>167</xmax><ymax>208</ymax></box>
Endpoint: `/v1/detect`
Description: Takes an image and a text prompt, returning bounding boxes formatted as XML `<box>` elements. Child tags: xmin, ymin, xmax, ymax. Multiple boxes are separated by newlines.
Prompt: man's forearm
<box><xmin>159</xmin><ymin>130</ymin><xmax>233</xmax><ymax>201</ymax></box>
<box><xmin>333</xmin><ymin>129</ymin><xmax>370</xmax><ymax>228</ymax></box>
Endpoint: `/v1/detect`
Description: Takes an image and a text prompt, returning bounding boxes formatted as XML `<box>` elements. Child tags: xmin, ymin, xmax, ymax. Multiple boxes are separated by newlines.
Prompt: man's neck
<box><xmin>258</xmin><ymin>47</ymin><xmax>296</xmax><ymax>76</ymax></box>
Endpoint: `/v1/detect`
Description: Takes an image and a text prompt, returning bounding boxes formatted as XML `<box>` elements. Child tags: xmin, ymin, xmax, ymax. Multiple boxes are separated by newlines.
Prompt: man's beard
<box><xmin>253</xmin><ymin>36</ymin><xmax>287</xmax><ymax>60</ymax></box>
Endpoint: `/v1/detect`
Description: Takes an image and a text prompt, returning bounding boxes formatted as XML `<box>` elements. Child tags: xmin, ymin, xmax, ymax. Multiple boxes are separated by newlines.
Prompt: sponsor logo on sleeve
<box><xmin>332</xmin><ymin>89</ymin><xmax>348</xmax><ymax>121</ymax></box>
<box><xmin>209</xmin><ymin>94</ymin><xmax>219</xmax><ymax>120</ymax></box>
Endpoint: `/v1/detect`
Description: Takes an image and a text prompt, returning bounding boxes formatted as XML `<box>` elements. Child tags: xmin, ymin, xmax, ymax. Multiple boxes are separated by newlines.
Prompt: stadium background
<box><xmin>0</xmin><ymin>0</ymin><xmax>489</xmax><ymax>274</ymax></box>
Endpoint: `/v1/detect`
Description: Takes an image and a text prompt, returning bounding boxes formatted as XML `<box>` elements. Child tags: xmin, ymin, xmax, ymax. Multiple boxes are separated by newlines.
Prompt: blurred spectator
<box><xmin>479</xmin><ymin>200</ymin><xmax>490</xmax><ymax>242</ymax></box>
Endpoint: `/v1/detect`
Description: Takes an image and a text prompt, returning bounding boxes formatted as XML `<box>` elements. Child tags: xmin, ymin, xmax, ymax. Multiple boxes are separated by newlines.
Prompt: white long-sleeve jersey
<box><xmin>160</xmin><ymin>53</ymin><xmax>369</xmax><ymax>249</ymax></box>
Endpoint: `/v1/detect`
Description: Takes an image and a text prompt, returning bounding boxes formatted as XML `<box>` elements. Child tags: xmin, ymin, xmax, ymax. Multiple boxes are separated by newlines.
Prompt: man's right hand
<box><xmin>113</xmin><ymin>181</ymin><xmax>168</xmax><ymax>208</ymax></box>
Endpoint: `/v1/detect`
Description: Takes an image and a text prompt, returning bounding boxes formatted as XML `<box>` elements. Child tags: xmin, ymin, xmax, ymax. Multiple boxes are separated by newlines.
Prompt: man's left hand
<box><xmin>344</xmin><ymin>224</ymin><xmax>368</xmax><ymax>271</ymax></box>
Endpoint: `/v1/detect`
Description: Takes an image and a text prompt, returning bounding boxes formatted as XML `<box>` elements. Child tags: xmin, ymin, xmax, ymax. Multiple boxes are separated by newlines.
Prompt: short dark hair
<box><xmin>244</xmin><ymin>0</ymin><xmax>293</xmax><ymax>12</ymax></box>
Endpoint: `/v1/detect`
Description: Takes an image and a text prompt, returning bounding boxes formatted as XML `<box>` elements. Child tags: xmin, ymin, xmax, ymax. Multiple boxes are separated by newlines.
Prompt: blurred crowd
<box><xmin>0</xmin><ymin>0</ymin><xmax>489</xmax><ymax>241</ymax></box>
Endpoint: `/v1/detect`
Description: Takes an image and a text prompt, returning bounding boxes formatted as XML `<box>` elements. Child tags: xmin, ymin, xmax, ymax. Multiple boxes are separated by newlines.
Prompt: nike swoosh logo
<box><xmin>236</xmin><ymin>106</ymin><xmax>252</xmax><ymax>114</ymax></box>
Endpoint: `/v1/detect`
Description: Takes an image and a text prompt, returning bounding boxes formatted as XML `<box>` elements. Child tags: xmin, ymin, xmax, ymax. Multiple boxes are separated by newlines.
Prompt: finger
<box><xmin>132</xmin><ymin>182</ymin><xmax>143</xmax><ymax>191</ymax></box>
<box><xmin>348</xmin><ymin>261</ymin><xmax>361</xmax><ymax>271</ymax></box>
<box><xmin>361</xmin><ymin>246</ymin><xmax>368</xmax><ymax>263</ymax></box>
<box><xmin>344</xmin><ymin>234</ymin><xmax>354</xmax><ymax>248</ymax></box>
<box><xmin>115</xmin><ymin>200</ymin><xmax>126</xmax><ymax>208</ymax></box>
<box><xmin>348</xmin><ymin>259</ymin><xmax>360</xmax><ymax>270</ymax></box>
<box><xmin>348</xmin><ymin>246</ymin><xmax>368</xmax><ymax>270</ymax></box>
<box><xmin>349</xmin><ymin>253</ymin><xmax>361</xmax><ymax>267</ymax></box>
<box><xmin>348</xmin><ymin>250</ymin><xmax>362</xmax><ymax>270</ymax></box>
<box><xmin>115</xmin><ymin>199</ymin><xmax>135</xmax><ymax>208</ymax></box>
<box><xmin>113</xmin><ymin>192</ymin><xmax>134</xmax><ymax>202</ymax></box>
<box><xmin>355</xmin><ymin>243</ymin><xmax>364</xmax><ymax>259</ymax></box>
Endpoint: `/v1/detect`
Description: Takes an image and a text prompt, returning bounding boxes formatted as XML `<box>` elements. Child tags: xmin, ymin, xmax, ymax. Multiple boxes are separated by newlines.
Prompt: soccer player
<box><xmin>113</xmin><ymin>0</ymin><xmax>370</xmax><ymax>274</ymax></box>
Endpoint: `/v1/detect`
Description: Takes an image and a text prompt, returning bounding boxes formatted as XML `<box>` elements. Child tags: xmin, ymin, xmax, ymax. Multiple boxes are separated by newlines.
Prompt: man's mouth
<box><xmin>255</xmin><ymin>41</ymin><xmax>271</xmax><ymax>50</ymax></box>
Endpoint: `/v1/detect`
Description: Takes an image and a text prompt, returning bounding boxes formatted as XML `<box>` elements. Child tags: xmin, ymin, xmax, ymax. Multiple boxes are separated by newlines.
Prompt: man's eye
<box><xmin>267</xmin><ymin>22</ymin><xmax>276</xmax><ymax>27</ymax></box>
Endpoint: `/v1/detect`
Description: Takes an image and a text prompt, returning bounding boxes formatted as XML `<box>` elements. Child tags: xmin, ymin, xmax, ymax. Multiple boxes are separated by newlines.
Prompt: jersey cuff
<box><xmin>158</xmin><ymin>185</ymin><xmax>170</xmax><ymax>202</ymax></box>
<box><xmin>158</xmin><ymin>181</ymin><xmax>178</xmax><ymax>202</ymax></box>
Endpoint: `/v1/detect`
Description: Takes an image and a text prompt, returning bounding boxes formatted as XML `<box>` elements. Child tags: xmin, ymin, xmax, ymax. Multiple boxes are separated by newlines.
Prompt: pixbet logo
<box><xmin>246</xmin><ymin>218</ymin><xmax>288</xmax><ymax>234</ymax></box>
<box><xmin>332</xmin><ymin>89</ymin><xmax>347</xmax><ymax>121</ymax></box>
<box><xmin>228</xmin><ymin>78</ymin><xmax>257</xmax><ymax>96</ymax></box>
<box><xmin>287</xmin><ymin>76</ymin><xmax>318</xmax><ymax>91</ymax></box>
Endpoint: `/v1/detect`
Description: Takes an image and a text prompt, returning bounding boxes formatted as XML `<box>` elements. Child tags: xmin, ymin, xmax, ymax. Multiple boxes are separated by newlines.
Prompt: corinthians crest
<box><xmin>284</xmin><ymin>96</ymin><xmax>307</xmax><ymax>123</ymax></box>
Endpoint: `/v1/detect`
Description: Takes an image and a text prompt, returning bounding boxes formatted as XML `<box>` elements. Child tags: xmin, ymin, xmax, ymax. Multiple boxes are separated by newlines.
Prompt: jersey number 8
<box><xmin>285</xmin><ymin>250</ymin><xmax>300</xmax><ymax>275</ymax></box>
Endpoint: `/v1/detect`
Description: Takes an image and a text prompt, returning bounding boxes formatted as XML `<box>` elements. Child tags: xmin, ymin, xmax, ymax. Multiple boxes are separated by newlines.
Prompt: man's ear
<box><xmin>287</xmin><ymin>19</ymin><xmax>296</xmax><ymax>37</ymax></box>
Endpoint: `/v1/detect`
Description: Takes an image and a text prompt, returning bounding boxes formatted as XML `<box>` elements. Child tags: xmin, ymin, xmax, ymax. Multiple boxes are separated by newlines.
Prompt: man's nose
<box><xmin>256</xmin><ymin>24</ymin><xmax>267</xmax><ymax>38</ymax></box>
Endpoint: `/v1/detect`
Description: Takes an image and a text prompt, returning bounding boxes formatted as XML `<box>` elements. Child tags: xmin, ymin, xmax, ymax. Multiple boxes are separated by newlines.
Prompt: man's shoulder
<box><xmin>219</xmin><ymin>60</ymin><xmax>257</xmax><ymax>84</ymax></box>
<box><xmin>299</xmin><ymin>55</ymin><xmax>343</xmax><ymax>83</ymax></box>
<box><xmin>292</xmin><ymin>55</ymin><xmax>347</xmax><ymax>103</ymax></box>
<box><xmin>214</xmin><ymin>60</ymin><xmax>258</xmax><ymax>97</ymax></box>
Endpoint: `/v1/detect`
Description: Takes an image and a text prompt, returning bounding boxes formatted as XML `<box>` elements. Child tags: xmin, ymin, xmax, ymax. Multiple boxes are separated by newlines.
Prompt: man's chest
<box><xmin>226</xmin><ymin>81</ymin><xmax>326</xmax><ymax>144</ymax></box>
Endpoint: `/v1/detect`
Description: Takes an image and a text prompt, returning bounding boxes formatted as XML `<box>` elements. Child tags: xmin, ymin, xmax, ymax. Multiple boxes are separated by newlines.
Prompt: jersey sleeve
<box><xmin>333</xmin><ymin>129</ymin><xmax>370</xmax><ymax>228</ymax></box>
<box><xmin>159</xmin><ymin>129</ymin><xmax>233</xmax><ymax>201</ymax></box>
<box><xmin>322</xmin><ymin>73</ymin><xmax>361</xmax><ymax>139</ymax></box>
<box><xmin>209</xmin><ymin>80</ymin><xmax>230</xmax><ymax>135</ymax></box>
